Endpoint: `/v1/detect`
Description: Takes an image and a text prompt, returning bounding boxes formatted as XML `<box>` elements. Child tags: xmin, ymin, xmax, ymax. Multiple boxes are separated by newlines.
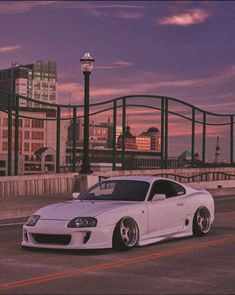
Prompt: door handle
<box><xmin>177</xmin><ymin>202</ymin><xmax>184</xmax><ymax>206</ymax></box>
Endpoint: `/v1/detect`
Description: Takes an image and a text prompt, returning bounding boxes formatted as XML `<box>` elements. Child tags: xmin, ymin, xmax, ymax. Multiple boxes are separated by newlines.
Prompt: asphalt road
<box><xmin>0</xmin><ymin>196</ymin><xmax>234</xmax><ymax>294</ymax></box>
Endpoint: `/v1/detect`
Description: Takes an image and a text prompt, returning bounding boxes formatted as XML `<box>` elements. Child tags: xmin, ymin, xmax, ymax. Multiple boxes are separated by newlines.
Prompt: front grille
<box><xmin>32</xmin><ymin>233</ymin><xmax>71</xmax><ymax>245</ymax></box>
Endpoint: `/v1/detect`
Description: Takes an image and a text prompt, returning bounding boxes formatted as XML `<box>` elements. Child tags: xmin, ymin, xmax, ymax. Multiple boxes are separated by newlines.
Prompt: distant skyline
<box><xmin>1</xmin><ymin>1</ymin><xmax>235</xmax><ymax>161</ymax></box>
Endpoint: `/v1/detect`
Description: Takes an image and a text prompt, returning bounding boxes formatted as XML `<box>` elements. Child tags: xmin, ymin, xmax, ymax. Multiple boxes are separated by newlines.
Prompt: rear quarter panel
<box><xmin>185</xmin><ymin>188</ymin><xmax>215</xmax><ymax>221</ymax></box>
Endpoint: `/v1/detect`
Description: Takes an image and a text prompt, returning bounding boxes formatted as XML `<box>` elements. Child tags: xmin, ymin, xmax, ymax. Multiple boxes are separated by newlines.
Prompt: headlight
<box><xmin>26</xmin><ymin>215</ymin><xmax>40</xmax><ymax>226</ymax></box>
<box><xmin>67</xmin><ymin>217</ymin><xmax>97</xmax><ymax>228</ymax></box>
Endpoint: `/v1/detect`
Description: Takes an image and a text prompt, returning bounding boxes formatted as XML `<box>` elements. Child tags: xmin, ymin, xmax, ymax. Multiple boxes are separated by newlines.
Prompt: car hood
<box><xmin>35</xmin><ymin>200</ymin><xmax>137</xmax><ymax>220</ymax></box>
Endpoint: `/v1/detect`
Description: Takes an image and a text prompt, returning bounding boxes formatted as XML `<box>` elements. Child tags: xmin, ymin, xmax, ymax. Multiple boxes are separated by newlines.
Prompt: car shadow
<box><xmin>21</xmin><ymin>246</ymin><xmax>113</xmax><ymax>256</ymax></box>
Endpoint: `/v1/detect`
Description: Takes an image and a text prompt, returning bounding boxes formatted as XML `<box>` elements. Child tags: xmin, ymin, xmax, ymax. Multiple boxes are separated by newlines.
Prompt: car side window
<box><xmin>149</xmin><ymin>180</ymin><xmax>185</xmax><ymax>200</ymax></box>
<box><xmin>170</xmin><ymin>182</ymin><xmax>186</xmax><ymax>196</ymax></box>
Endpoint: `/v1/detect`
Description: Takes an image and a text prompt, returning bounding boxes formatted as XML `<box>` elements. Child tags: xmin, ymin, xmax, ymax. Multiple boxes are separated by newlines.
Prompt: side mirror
<box><xmin>152</xmin><ymin>194</ymin><xmax>166</xmax><ymax>201</ymax></box>
<box><xmin>72</xmin><ymin>192</ymin><xmax>80</xmax><ymax>200</ymax></box>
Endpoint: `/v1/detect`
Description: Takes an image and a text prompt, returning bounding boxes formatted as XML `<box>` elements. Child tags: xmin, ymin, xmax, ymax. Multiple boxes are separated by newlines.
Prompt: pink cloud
<box><xmin>57</xmin><ymin>82</ymin><xmax>83</xmax><ymax>104</ymax></box>
<box><xmin>62</xmin><ymin>2</ymin><xmax>142</xmax><ymax>10</ymax></box>
<box><xmin>157</xmin><ymin>8</ymin><xmax>210</xmax><ymax>26</ymax></box>
<box><xmin>0</xmin><ymin>44</ymin><xmax>21</xmax><ymax>53</ymax></box>
<box><xmin>60</xmin><ymin>2</ymin><xmax>143</xmax><ymax>18</ymax></box>
<box><xmin>0</xmin><ymin>1</ymin><xmax>53</xmax><ymax>14</ymax></box>
<box><xmin>116</xmin><ymin>11</ymin><xmax>144</xmax><ymax>20</ymax></box>
<box><xmin>96</xmin><ymin>60</ymin><xmax>133</xmax><ymax>70</ymax></box>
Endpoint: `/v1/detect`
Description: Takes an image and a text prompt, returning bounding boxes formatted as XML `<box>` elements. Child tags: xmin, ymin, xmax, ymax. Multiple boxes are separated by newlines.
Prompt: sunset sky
<box><xmin>1</xmin><ymin>1</ymin><xmax>235</xmax><ymax>161</ymax></box>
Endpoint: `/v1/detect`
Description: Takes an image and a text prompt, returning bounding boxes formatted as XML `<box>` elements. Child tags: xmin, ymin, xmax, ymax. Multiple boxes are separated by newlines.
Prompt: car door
<box><xmin>147</xmin><ymin>180</ymin><xmax>187</xmax><ymax>238</ymax></box>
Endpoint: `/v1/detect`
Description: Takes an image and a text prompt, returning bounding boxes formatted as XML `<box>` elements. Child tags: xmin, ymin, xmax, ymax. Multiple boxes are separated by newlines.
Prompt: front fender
<box><xmin>95</xmin><ymin>203</ymin><xmax>149</xmax><ymax>241</ymax></box>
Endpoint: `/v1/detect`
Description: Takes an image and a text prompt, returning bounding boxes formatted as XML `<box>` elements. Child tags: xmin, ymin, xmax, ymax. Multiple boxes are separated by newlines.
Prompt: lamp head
<box><xmin>80</xmin><ymin>53</ymin><xmax>95</xmax><ymax>73</ymax></box>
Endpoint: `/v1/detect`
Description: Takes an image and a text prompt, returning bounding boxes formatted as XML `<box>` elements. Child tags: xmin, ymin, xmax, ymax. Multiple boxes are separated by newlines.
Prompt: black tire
<box><xmin>193</xmin><ymin>207</ymin><xmax>211</xmax><ymax>236</ymax></box>
<box><xmin>113</xmin><ymin>217</ymin><xmax>139</xmax><ymax>250</ymax></box>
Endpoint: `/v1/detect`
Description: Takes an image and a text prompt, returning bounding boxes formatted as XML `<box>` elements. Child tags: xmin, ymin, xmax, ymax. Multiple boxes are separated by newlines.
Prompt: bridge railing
<box><xmin>98</xmin><ymin>171</ymin><xmax>235</xmax><ymax>183</ymax></box>
<box><xmin>152</xmin><ymin>172</ymin><xmax>235</xmax><ymax>183</ymax></box>
<box><xmin>0</xmin><ymin>91</ymin><xmax>234</xmax><ymax>176</ymax></box>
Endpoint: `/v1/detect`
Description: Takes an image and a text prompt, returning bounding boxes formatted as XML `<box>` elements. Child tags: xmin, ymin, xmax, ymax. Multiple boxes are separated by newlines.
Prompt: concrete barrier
<box><xmin>189</xmin><ymin>180</ymin><xmax>235</xmax><ymax>196</ymax></box>
<box><xmin>0</xmin><ymin>173</ymin><xmax>78</xmax><ymax>198</ymax></box>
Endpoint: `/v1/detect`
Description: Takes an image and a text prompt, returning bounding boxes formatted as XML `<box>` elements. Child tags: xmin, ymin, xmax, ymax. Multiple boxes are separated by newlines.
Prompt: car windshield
<box><xmin>79</xmin><ymin>180</ymin><xmax>150</xmax><ymax>201</ymax></box>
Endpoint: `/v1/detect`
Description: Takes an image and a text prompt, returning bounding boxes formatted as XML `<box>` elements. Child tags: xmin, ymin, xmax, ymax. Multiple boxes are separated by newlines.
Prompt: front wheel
<box><xmin>113</xmin><ymin>217</ymin><xmax>139</xmax><ymax>250</ymax></box>
<box><xmin>193</xmin><ymin>207</ymin><xmax>211</xmax><ymax>236</ymax></box>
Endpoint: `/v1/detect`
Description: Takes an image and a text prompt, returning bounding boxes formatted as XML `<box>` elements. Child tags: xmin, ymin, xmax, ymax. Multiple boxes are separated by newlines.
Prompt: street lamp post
<box><xmin>79</xmin><ymin>53</ymin><xmax>95</xmax><ymax>174</ymax></box>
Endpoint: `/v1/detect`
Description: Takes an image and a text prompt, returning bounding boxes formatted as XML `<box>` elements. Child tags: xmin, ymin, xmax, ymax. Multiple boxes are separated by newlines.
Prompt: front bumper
<box><xmin>22</xmin><ymin>219</ymin><xmax>114</xmax><ymax>249</ymax></box>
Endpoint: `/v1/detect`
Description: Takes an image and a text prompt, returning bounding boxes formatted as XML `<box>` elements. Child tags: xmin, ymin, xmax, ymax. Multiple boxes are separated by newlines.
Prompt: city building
<box><xmin>0</xmin><ymin>154</ymin><xmax>24</xmax><ymax>176</ymax></box>
<box><xmin>0</xmin><ymin>60</ymin><xmax>57</xmax><ymax>108</ymax></box>
<box><xmin>0</xmin><ymin>108</ymin><xmax>67</xmax><ymax>175</ymax></box>
<box><xmin>178</xmin><ymin>150</ymin><xmax>202</xmax><ymax>168</ymax></box>
<box><xmin>117</xmin><ymin>126</ymin><xmax>161</xmax><ymax>151</ymax></box>
<box><xmin>117</xmin><ymin>125</ymin><xmax>137</xmax><ymax>150</ymax></box>
<box><xmin>67</xmin><ymin>118</ymin><xmax>123</xmax><ymax>149</ymax></box>
<box><xmin>135</xmin><ymin>135</ymin><xmax>151</xmax><ymax>151</ymax></box>
<box><xmin>66</xmin><ymin>118</ymin><xmax>123</xmax><ymax>169</ymax></box>
<box><xmin>25</xmin><ymin>147</ymin><xmax>56</xmax><ymax>175</ymax></box>
<box><xmin>66</xmin><ymin>121</ymin><xmax>164</xmax><ymax>170</ymax></box>
<box><xmin>67</xmin><ymin>119</ymin><xmax>109</xmax><ymax>149</ymax></box>
<box><xmin>140</xmin><ymin>127</ymin><xmax>161</xmax><ymax>151</ymax></box>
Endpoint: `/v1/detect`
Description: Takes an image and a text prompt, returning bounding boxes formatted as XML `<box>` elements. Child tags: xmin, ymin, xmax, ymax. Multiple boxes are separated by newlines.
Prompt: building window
<box><xmin>24</xmin><ymin>119</ymin><xmax>30</xmax><ymax>128</ymax></box>
<box><xmin>50</xmin><ymin>86</ymin><xmax>56</xmax><ymax>91</ymax></box>
<box><xmin>0</xmin><ymin>160</ymin><xmax>6</xmax><ymax>168</ymax></box>
<box><xmin>3</xmin><ymin>118</ymin><xmax>8</xmax><ymax>126</ymax></box>
<box><xmin>2</xmin><ymin>130</ymin><xmax>8</xmax><ymax>138</ymax></box>
<box><xmin>31</xmin><ymin>143</ymin><xmax>43</xmax><ymax>153</ymax></box>
<box><xmin>24</xmin><ymin>131</ymin><xmax>30</xmax><ymax>139</ymax></box>
<box><xmin>34</xmin><ymin>93</ymin><xmax>40</xmax><ymax>99</ymax></box>
<box><xmin>32</xmin><ymin>131</ymin><xmax>44</xmax><ymax>140</ymax></box>
<box><xmin>32</xmin><ymin>119</ymin><xmax>44</xmax><ymax>128</ymax></box>
<box><xmin>2</xmin><ymin>142</ymin><xmax>7</xmax><ymax>151</ymax></box>
<box><xmin>24</xmin><ymin>143</ymin><xmax>30</xmax><ymax>152</ymax></box>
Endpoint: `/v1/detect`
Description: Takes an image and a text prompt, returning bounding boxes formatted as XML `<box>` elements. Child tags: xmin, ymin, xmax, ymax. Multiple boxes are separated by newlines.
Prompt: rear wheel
<box><xmin>193</xmin><ymin>207</ymin><xmax>211</xmax><ymax>236</ymax></box>
<box><xmin>113</xmin><ymin>217</ymin><xmax>139</xmax><ymax>250</ymax></box>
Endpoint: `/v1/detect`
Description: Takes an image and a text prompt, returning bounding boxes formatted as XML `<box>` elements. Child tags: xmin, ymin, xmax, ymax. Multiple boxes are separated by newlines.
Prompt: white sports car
<box><xmin>22</xmin><ymin>176</ymin><xmax>215</xmax><ymax>250</ymax></box>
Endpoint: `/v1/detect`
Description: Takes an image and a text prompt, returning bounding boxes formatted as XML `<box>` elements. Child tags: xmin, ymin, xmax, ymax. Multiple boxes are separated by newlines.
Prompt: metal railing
<box><xmin>98</xmin><ymin>172</ymin><xmax>235</xmax><ymax>183</ymax></box>
<box><xmin>153</xmin><ymin>172</ymin><xmax>235</xmax><ymax>183</ymax></box>
<box><xmin>0</xmin><ymin>91</ymin><xmax>234</xmax><ymax>175</ymax></box>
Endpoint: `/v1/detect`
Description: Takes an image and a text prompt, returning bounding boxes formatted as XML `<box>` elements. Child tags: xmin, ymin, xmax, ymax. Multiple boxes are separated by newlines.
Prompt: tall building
<box><xmin>0</xmin><ymin>60</ymin><xmax>57</xmax><ymax>108</ymax></box>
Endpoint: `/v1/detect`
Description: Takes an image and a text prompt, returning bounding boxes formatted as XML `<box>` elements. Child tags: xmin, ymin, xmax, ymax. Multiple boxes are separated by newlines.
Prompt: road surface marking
<box><xmin>0</xmin><ymin>235</ymin><xmax>234</xmax><ymax>292</ymax></box>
